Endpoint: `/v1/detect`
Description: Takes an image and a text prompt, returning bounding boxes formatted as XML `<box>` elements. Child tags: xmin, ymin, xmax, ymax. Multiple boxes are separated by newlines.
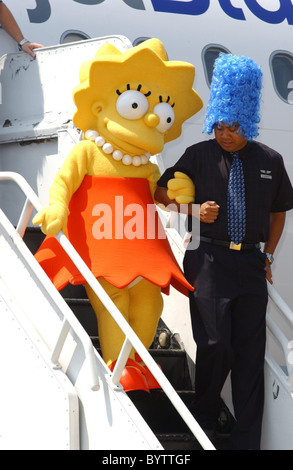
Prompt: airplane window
<box><xmin>202</xmin><ymin>45</ymin><xmax>231</xmax><ymax>87</ymax></box>
<box><xmin>133</xmin><ymin>37</ymin><xmax>170</xmax><ymax>60</ymax></box>
<box><xmin>60</xmin><ymin>30</ymin><xmax>90</xmax><ymax>44</ymax></box>
<box><xmin>270</xmin><ymin>52</ymin><xmax>293</xmax><ymax>104</ymax></box>
<box><xmin>132</xmin><ymin>37</ymin><xmax>151</xmax><ymax>47</ymax></box>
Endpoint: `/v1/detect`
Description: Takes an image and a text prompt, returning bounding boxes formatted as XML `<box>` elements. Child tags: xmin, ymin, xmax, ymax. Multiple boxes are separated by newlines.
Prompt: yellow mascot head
<box><xmin>72</xmin><ymin>38</ymin><xmax>203</xmax><ymax>157</ymax></box>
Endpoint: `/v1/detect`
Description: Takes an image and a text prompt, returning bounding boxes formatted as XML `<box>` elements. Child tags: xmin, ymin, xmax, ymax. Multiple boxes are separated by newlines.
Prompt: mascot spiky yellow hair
<box><xmin>33</xmin><ymin>39</ymin><xmax>202</xmax><ymax>392</ymax></box>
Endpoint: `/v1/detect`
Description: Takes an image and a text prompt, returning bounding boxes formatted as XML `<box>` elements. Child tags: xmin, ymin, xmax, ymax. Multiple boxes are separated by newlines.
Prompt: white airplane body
<box><xmin>0</xmin><ymin>0</ymin><xmax>293</xmax><ymax>450</ymax></box>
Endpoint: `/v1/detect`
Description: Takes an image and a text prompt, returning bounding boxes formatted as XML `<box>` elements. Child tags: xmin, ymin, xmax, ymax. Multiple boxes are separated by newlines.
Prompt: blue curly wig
<box><xmin>203</xmin><ymin>54</ymin><xmax>263</xmax><ymax>140</ymax></box>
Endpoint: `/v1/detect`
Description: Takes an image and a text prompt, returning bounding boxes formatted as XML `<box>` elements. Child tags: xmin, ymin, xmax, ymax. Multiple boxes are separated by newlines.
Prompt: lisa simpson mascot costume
<box><xmin>33</xmin><ymin>38</ymin><xmax>203</xmax><ymax>393</ymax></box>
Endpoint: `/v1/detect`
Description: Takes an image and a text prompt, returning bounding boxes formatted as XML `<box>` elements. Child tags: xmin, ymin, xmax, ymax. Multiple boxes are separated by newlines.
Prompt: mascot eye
<box><xmin>153</xmin><ymin>102</ymin><xmax>175</xmax><ymax>133</ymax></box>
<box><xmin>116</xmin><ymin>90</ymin><xmax>149</xmax><ymax>120</ymax></box>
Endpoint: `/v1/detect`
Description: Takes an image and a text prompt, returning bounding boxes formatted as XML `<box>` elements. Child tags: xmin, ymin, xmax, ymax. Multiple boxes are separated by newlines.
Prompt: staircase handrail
<box><xmin>0</xmin><ymin>171</ymin><xmax>215</xmax><ymax>450</ymax></box>
<box><xmin>266</xmin><ymin>282</ymin><xmax>293</xmax><ymax>384</ymax></box>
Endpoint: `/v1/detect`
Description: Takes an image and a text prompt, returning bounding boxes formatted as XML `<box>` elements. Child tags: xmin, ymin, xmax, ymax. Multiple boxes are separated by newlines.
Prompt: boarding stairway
<box><xmin>0</xmin><ymin>171</ymin><xmax>216</xmax><ymax>450</ymax></box>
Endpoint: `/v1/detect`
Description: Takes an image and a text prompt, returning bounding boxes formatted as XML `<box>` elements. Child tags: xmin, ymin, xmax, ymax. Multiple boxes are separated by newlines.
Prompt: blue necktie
<box><xmin>227</xmin><ymin>152</ymin><xmax>246</xmax><ymax>245</ymax></box>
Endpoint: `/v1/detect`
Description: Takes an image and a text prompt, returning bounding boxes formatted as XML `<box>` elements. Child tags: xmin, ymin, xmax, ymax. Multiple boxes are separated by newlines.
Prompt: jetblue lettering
<box><xmin>219</xmin><ymin>0</ymin><xmax>245</xmax><ymax>21</ymax></box>
<box><xmin>73</xmin><ymin>0</ymin><xmax>105</xmax><ymax>4</ymax></box>
<box><xmin>27</xmin><ymin>0</ymin><xmax>105</xmax><ymax>24</ymax></box>
<box><xmin>244</xmin><ymin>0</ymin><xmax>293</xmax><ymax>25</ymax></box>
<box><xmin>150</xmin><ymin>0</ymin><xmax>209</xmax><ymax>15</ymax></box>
<box><xmin>26</xmin><ymin>0</ymin><xmax>293</xmax><ymax>25</ymax></box>
<box><xmin>27</xmin><ymin>0</ymin><xmax>51</xmax><ymax>23</ymax></box>
<box><xmin>121</xmin><ymin>0</ymin><xmax>145</xmax><ymax>9</ymax></box>
<box><xmin>151</xmin><ymin>0</ymin><xmax>293</xmax><ymax>25</ymax></box>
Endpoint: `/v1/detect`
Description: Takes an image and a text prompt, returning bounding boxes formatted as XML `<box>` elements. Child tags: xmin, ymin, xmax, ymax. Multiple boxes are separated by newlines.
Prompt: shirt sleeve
<box><xmin>157</xmin><ymin>146</ymin><xmax>195</xmax><ymax>188</ymax></box>
<box><xmin>271</xmin><ymin>154</ymin><xmax>293</xmax><ymax>212</ymax></box>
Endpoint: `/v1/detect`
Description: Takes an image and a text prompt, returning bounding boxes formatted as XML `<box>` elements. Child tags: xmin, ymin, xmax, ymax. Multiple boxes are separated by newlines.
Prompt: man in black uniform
<box><xmin>155</xmin><ymin>54</ymin><xmax>293</xmax><ymax>450</ymax></box>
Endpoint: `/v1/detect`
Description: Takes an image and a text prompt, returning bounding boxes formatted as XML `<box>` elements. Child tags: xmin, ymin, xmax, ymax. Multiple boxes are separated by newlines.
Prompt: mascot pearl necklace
<box><xmin>85</xmin><ymin>129</ymin><xmax>151</xmax><ymax>167</ymax></box>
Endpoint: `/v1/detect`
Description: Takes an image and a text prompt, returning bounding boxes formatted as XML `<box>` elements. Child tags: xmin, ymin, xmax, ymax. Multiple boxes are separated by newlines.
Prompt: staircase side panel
<box><xmin>0</xmin><ymin>285</ymin><xmax>79</xmax><ymax>450</ymax></box>
<box><xmin>261</xmin><ymin>357</ymin><xmax>293</xmax><ymax>450</ymax></box>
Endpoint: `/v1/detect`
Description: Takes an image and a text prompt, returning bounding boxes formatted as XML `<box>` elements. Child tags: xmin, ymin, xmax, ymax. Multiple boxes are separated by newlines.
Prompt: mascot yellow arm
<box><xmin>148</xmin><ymin>163</ymin><xmax>162</xmax><ymax>201</ymax></box>
<box><xmin>32</xmin><ymin>140</ymin><xmax>92</xmax><ymax>235</ymax></box>
<box><xmin>167</xmin><ymin>171</ymin><xmax>195</xmax><ymax>204</ymax></box>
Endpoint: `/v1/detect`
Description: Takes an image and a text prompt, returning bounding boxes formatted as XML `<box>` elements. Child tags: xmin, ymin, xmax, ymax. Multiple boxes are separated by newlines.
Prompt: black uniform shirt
<box><xmin>157</xmin><ymin>139</ymin><xmax>293</xmax><ymax>243</ymax></box>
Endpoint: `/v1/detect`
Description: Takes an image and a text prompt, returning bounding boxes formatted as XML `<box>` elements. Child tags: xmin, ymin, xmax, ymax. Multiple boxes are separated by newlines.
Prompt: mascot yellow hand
<box><xmin>32</xmin><ymin>204</ymin><xmax>68</xmax><ymax>235</ymax></box>
<box><xmin>167</xmin><ymin>171</ymin><xmax>195</xmax><ymax>204</ymax></box>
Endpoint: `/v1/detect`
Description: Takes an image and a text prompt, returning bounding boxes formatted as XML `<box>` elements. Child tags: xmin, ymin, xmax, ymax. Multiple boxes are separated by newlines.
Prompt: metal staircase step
<box><xmin>155</xmin><ymin>433</ymin><xmax>201</xmax><ymax>450</ymax></box>
<box><xmin>23</xmin><ymin>226</ymin><xmax>45</xmax><ymax>252</ymax></box>
<box><xmin>157</xmin><ymin>431</ymin><xmax>231</xmax><ymax>450</ymax></box>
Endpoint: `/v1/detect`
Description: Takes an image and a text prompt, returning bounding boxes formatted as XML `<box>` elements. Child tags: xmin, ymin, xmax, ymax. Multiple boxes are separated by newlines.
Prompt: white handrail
<box><xmin>266</xmin><ymin>282</ymin><xmax>293</xmax><ymax>383</ymax></box>
<box><xmin>0</xmin><ymin>171</ymin><xmax>215</xmax><ymax>450</ymax></box>
<box><xmin>267</xmin><ymin>282</ymin><xmax>293</xmax><ymax>327</ymax></box>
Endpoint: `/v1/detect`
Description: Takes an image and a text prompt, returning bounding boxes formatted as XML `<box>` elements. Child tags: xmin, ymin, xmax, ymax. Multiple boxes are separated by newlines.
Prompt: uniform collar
<box><xmin>213</xmin><ymin>139</ymin><xmax>254</xmax><ymax>160</ymax></box>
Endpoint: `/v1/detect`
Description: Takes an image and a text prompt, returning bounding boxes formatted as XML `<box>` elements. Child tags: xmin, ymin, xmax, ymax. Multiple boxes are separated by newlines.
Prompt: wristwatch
<box><xmin>18</xmin><ymin>38</ymin><xmax>29</xmax><ymax>47</ymax></box>
<box><xmin>265</xmin><ymin>252</ymin><xmax>274</xmax><ymax>264</ymax></box>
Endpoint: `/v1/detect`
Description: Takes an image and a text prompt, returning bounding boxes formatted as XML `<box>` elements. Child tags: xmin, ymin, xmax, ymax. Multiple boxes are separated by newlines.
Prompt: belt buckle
<box><xmin>229</xmin><ymin>242</ymin><xmax>242</xmax><ymax>251</ymax></box>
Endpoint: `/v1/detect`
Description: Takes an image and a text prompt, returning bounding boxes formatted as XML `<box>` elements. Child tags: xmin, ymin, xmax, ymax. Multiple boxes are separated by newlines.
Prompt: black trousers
<box><xmin>183</xmin><ymin>242</ymin><xmax>268</xmax><ymax>450</ymax></box>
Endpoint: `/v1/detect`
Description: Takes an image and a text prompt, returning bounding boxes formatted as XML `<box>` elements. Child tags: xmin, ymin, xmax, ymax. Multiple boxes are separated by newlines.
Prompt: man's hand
<box><xmin>200</xmin><ymin>201</ymin><xmax>220</xmax><ymax>223</ymax></box>
<box><xmin>265</xmin><ymin>259</ymin><xmax>273</xmax><ymax>284</ymax></box>
<box><xmin>22</xmin><ymin>41</ymin><xmax>44</xmax><ymax>58</ymax></box>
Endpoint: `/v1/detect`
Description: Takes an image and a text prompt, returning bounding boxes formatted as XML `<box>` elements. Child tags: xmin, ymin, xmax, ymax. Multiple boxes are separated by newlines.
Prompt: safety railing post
<box><xmin>111</xmin><ymin>338</ymin><xmax>133</xmax><ymax>388</ymax></box>
<box><xmin>51</xmin><ymin>319</ymin><xmax>71</xmax><ymax>368</ymax></box>
<box><xmin>16</xmin><ymin>198</ymin><xmax>34</xmax><ymax>238</ymax></box>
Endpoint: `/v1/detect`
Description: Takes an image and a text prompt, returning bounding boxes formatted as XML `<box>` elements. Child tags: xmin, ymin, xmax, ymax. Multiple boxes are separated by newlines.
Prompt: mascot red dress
<box><xmin>33</xmin><ymin>39</ymin><xmax>202</xmax><ymax>392</ymax></box>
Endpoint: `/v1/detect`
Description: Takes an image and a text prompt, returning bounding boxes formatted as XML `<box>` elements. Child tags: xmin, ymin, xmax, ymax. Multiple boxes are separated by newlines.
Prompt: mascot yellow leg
<box><xmin>85</xmin><ymin>278</ymin><xmax>163</xmax><ymax>393</ymax></box>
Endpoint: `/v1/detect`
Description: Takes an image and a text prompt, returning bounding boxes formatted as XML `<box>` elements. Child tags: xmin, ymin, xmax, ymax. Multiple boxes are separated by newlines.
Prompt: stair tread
<box><xmin>156</xmin><ymin>432</ymin><xmax>195</xmax><ymax>439</ymax></box>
